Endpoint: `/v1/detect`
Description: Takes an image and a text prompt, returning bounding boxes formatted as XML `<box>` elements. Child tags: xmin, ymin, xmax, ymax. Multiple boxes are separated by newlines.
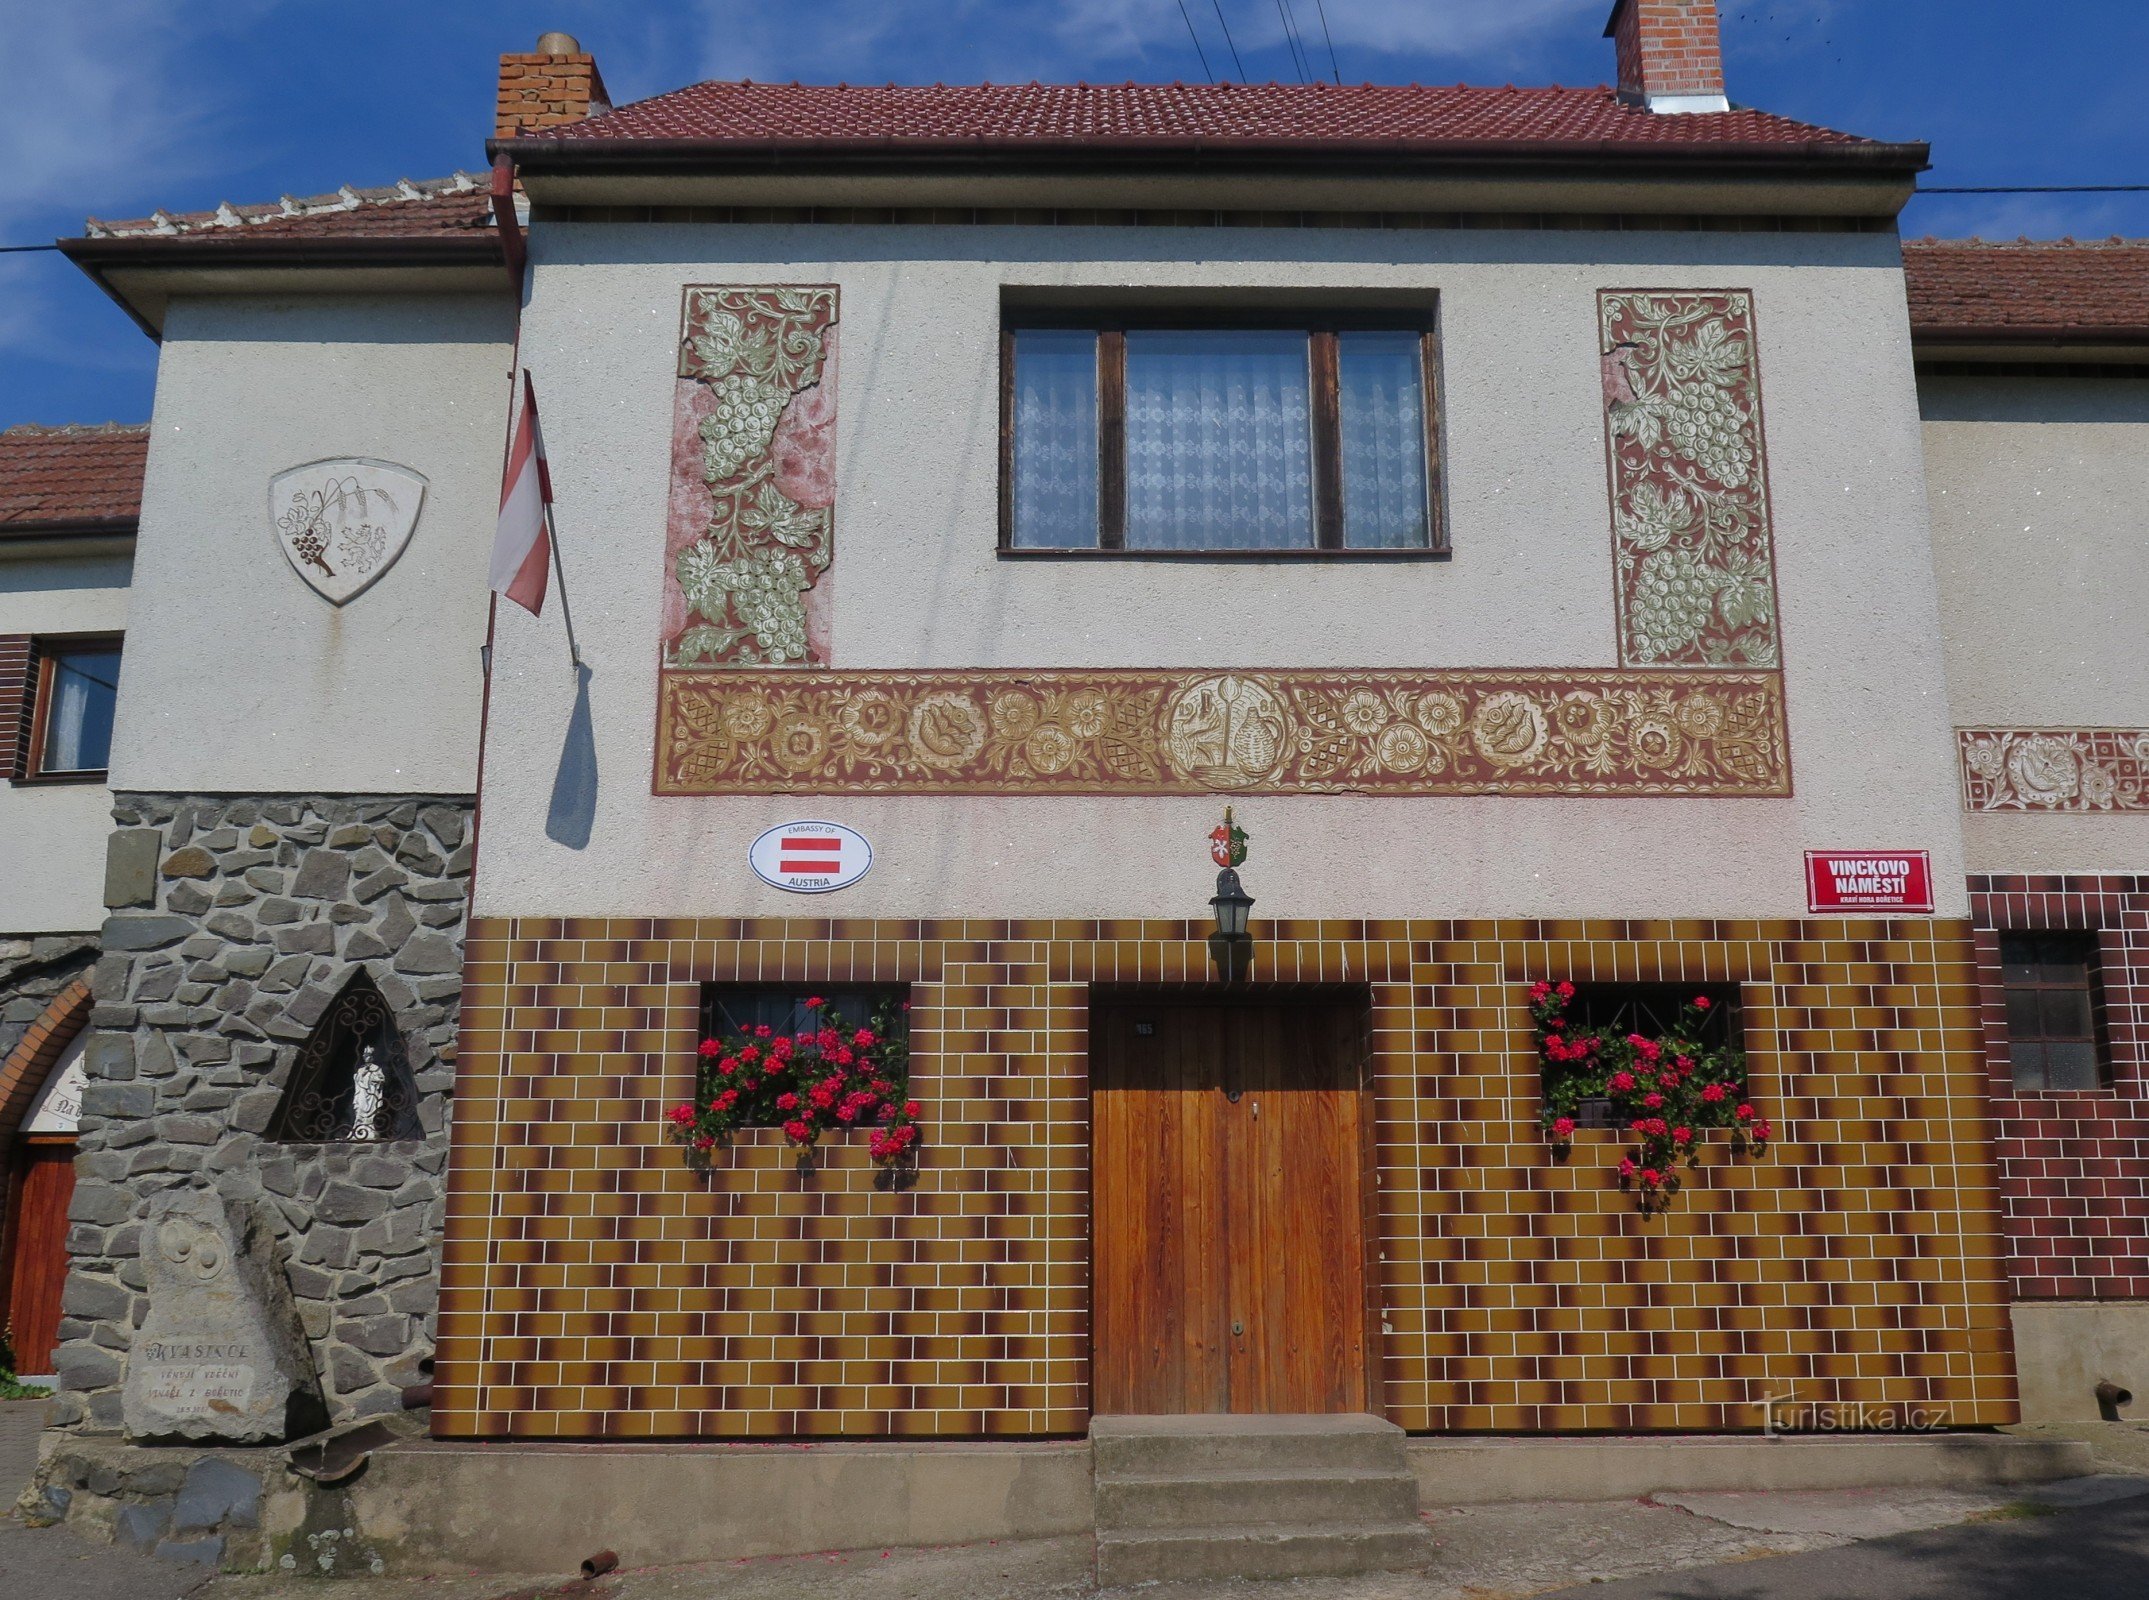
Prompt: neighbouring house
<box><xmin>1</xmin><ymin>422</ymin><xmax>140</xmax><ymax>1383</ymax></box>
<box><xmin>1906</xmin><ymin>235</ymin><xmax>2149</xmax><ymax>1426</ymax></box>
<box><xmin>4</xmin><ymin>0</ymin><xmax>2143</xmax><ymax>1575</ymax></box>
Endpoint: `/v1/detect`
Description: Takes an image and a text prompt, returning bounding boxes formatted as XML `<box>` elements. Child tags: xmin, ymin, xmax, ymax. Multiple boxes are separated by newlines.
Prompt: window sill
<box><xmin>10</xmin><ymin>769</ymin><xmax>109</xmax><ymax>788</ymax></box>
<box><xmin>997</xmin><ymin>547</ymin><xmax>1451</xmax><ymax>564</ymax></box>
<box><xmin>1996</xmin><ymin>1086</ymin><xmax>2123</xmax><ymax>1099</ymax></box>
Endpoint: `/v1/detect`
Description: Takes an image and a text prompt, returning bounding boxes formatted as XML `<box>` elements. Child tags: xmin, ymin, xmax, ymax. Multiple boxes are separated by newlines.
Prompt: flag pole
<box><xmin>542</xmin><ymin>498</ymin><xmax>582</xmax><ymax>670</ymax></box>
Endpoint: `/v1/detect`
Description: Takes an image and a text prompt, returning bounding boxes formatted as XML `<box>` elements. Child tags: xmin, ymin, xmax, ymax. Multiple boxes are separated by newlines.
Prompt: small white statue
<box><xmin>348</xmin><ymin>1045</ymin><xmax>384</xmax><ymax>1142</ymax></box>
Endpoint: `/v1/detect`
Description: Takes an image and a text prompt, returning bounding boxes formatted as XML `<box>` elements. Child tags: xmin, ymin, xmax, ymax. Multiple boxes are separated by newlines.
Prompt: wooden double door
<box><xmin>1091</xmin><ymin>994</ymin><xmax>1377</xmax><ymax>1415</ymax></box>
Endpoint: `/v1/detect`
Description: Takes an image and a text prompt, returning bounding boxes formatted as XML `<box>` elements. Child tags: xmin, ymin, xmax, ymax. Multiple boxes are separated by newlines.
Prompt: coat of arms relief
<box><xmin>268</xmin><ymin>459</ymin><xmax>427</xmax><ymax>605</ymax></box>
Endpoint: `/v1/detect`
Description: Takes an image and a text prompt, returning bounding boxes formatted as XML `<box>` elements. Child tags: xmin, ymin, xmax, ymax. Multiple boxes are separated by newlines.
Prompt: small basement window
<box><xmin>1999</xmin><ymin>933</ymin><xmax>2107</xmax><ymax>1091</ymax></box>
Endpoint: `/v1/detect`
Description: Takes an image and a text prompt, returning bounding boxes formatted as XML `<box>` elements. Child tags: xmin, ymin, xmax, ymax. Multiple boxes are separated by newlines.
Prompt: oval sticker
<box><xmin>750</xmin><ymin>820</ymin><xmax>873</xmax><ymax>894</ymax></box>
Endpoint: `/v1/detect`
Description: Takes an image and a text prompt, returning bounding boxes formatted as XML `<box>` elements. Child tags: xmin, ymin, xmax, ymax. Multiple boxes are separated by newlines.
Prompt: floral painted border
<box><xmin>661</xmin><ymin>286</ymin><xmax>839</xmax><ymax>667</ymax></box>
<box><xmin>1601</xmin><ymin>290</ymin><xmax>1781</xmax><ymax>669</ymax></box>
<box><xmin>654</xmin><ymin>668</ymin><xmax>1790</xmax><ymax>797</ymax></box>
<box><xmin>1958</xmin><ymin>728</ymin><xmax>2149</xmax><ymax>813</ymax></box>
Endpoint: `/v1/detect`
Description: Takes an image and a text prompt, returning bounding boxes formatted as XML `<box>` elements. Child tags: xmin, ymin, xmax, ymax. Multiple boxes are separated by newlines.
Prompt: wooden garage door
<box><xmin>1091</xmin><ymin>995</ymin><xmax>1375</xmax><ymax>1415</ymax></box>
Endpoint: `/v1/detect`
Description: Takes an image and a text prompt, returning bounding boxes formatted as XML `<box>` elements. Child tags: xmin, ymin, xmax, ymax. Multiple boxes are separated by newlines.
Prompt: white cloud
<box><xmin>0</xmin><ymin>2</ymin><xmax>243</xmax><ymax>228</ymax></box>
<box><xmin>0</xmin><ymin>0</ymin><xmax>276</xmax><ymax>362</ymax></box>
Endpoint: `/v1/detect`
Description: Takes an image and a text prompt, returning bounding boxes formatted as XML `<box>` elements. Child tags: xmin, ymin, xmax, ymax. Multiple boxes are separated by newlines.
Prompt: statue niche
<box><xmin>266</xmin><ymin>968</ymin><xmax>424</xmax><ymax>1142</ymax></box>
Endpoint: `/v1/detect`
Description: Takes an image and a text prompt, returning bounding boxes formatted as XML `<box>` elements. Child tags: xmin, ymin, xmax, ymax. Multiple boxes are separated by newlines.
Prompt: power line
<box><xmin>1309</xmin><ymin>0</ymin><xmax>1344</xmax><ymax>84</ymax></box>
<box><xmin>1208</xmin><ymin>0</ymin><xmax>1247</xmax><ymax>81</ymax></box>
<box><xmin>1173</xmin><ymin>0</ymin><xmax>1217</xmax><ymax>80</ymax></box>
<box><xmin>0</xmin><ymin>243</ymin><xmax>59</xmax><ymax>253</ymax></box>
<box><xmin>1274</xmin><ymin>0</ymin><xmax>1312</xmax><ymax>82</ymax></box>
<box><xmin>1918</xmin><ymin>184</ymin><xmax>2149</xmax><ymax>195</ymax></box>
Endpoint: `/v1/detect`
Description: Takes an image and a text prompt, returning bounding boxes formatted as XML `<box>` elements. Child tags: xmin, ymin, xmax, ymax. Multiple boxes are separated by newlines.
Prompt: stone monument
<box><xmin>122</xmin><ymin>1188</ymin><xmax>326</xmax><ymax>1444</ymax></box>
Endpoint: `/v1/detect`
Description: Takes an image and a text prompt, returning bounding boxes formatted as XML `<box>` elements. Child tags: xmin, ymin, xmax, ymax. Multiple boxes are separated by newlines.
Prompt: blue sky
<box><xmin>5</xmin><ymin>0</ymin><xmax>2144</xmax><ymax>430</ymax></box>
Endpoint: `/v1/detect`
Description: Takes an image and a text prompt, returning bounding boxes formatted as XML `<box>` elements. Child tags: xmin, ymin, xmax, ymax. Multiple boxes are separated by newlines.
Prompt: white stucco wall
<box><xmin>476</xmin><ymin>225</ymin><xmax>1968</xmax><ymax>920</ymax></box>
<box><xmin>0</xmin><ymin>553</ymin><xmax>130</xmax><ymax>931</ymax></box>
<box><xmin>110</xmin><ymin>294</ymin><xmax>516</xmax><ymax>796</ymax></box>
<box><xmin>1922</xmin><ymin>376</ymin><xmax>2149</xmax><ymax>874</ymax></box>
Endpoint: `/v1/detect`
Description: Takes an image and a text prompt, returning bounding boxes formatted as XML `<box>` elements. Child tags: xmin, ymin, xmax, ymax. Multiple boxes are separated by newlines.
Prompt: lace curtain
<box><xmin>1010</xmin><ymin>330</ymin><xmax>1099</xmax><ymax>548</ymax></box>
<box><xmin>1010</xmin><ymin>327</ymin><xmax>1428</xmax><ymax>551</ymax></box>
<box><xmin>41</xmin><ymin>646</ymin><xmax>120</xmax><ymax>772</ymax></box>
<box><xmin>1338</xmin><ymin>332</ymin><xmax>1430</xmax><ymax>549</ymax></box>
<box><xmin>1126</xmin><ymin>331</ymin><xmax>1313</xmax><ymax>551</ymax></box>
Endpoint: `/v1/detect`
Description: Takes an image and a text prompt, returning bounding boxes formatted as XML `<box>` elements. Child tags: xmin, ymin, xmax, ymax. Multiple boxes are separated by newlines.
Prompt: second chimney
<box><xmin>1605</xmin><ymin>0</ymin><xmax>1729</xmax><ymax>114</ymax></box>
<box><xmin>496</xmin><ymin>32</ymin><xmax>611</xmax><ymax>140</ymax></box>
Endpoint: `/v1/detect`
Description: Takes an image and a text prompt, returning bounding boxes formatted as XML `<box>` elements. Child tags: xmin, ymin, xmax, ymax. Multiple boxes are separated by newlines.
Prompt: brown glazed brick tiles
<box><xmin>430</xmin><ymin>915</ymin><xmax>2014</xmax><ymax>1440</ymax></box>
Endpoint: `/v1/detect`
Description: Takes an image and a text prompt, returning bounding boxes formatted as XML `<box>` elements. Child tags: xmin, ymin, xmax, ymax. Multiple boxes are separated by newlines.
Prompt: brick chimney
<box><xmin>496</xmin><ymin>31</ymin><xmax>611</xmax><ymax>139</ymax></box>
<box><xmin>1604</xmin><ymin>0</ymin><xmax>1730</xmax><ymax>114</ymax></box>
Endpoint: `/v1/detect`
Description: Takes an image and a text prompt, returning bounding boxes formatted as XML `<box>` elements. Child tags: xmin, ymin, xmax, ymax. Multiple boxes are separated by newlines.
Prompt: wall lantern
<box><xmin>1207</xmin><ymin>806</ymin><xmax>1256</xmax><ymax>984</ymax></box>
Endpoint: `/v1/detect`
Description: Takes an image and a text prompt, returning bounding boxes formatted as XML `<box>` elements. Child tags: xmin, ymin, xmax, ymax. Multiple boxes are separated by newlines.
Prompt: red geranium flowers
<box><xmin>1533</xmin><ymin>986</ymin><xmax>1771</xmax><ymax>1214</ymax></box>
<box><xmin>666</xmin><ymin>995</ymin><xmax>921</xmax><ymax>1179</ymax></box>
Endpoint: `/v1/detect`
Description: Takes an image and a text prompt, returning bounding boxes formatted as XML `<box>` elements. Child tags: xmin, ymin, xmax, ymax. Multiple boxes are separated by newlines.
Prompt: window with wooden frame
<box><xmin>1999</xmin><ymin>932</ymin><xmax>2109</xmax><ymax>1091</ymax></box>
<box><xmin>12</xmin><ymin>635</ymin><xmax>122</xmax><ymax>781</ymax></box>
<box><xmin>1000</xmin><ymin>313</ymin><xmax>1444</xmax><ymax>556</ymax></box>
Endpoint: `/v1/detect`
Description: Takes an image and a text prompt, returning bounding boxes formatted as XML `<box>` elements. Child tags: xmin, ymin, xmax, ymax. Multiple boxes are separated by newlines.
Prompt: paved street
<box><xmin>6</xmin><ymin>1399</ymin><xmax>2149</xmax><ymax>1600</ymax></box>
<box><xmin>0</xmin><ymin>1400</ymin><xmax>207</xmax><ymax>1600</ymax></box>
<box><xmin>1552</xmin><ymin>1493</ymin><xmax>2149</xmax><ymax>1600</ymax></box>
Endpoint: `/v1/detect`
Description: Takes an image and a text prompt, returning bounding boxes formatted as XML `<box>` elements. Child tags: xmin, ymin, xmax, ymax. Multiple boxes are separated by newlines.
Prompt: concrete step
<box><xmin>1095</xmin><ymin>1520</ymin><xmax>1436</xmax><ymax>1586</ymax></box>
<box><xmin>1091</xmin><ymin>1412</ymin><xmax>1408</xmax><ymax>1477</ymax></box>
<box><xmin>1095</xmin><ymin>1465</ymin><xmax>1421</xmax><ymax>1530</ymax></box>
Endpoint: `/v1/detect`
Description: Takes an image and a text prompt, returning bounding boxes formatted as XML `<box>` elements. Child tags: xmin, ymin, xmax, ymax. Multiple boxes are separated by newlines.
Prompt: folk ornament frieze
<box><xmin>268</xmin><ymin>459</ymin><xmax>427</xmax><ymax>605</ymax></box>
<box><xmin>655</xmin><ymin>668</ymin><xmax>1790</xmax><ymax>797</ymax></box>
<box><xmin>1601</xmin><ymin>291</ymin><xmax>1781</xmax><ymax>669</ymax></box>
<box><xmin>1959</xmin><ymin>728</ymin><xmax>2149</xmax><ymax>812</ymax></box>
<box><xmin>662</xmin><ymin>285</ymin><xmax>839</xmax><ymax>668</ymax></box>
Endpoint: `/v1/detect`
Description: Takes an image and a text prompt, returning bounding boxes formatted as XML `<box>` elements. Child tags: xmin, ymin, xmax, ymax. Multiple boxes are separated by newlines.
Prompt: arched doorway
<box><xmin>0</xmin><ymin>977</ymin><xmax>90</xmax><ymax>1381</ymax></box>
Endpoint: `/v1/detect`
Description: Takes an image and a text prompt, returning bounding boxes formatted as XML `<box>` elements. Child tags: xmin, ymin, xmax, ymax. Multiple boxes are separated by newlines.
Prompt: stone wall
<box><xmin>0</xmin><ymin>932</ymin><xmax>98</xmax><ymax>1066</ymax></box>
<box><xmin>54</xmin><ymin>794</ymin><xmax>471</xmax><ymax>1434</ymax></box>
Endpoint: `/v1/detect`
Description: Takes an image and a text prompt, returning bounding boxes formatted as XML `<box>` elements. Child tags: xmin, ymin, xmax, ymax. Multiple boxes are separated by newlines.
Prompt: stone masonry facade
<box><xmin>1</xmin><ymin>932</ymin><xmax>99</xmax><ymax>1068</ymax></box>
<box><xmin>53</xmin><ymin>794</ymin><xmax>471</xmax><ymax>1433</ymax></box>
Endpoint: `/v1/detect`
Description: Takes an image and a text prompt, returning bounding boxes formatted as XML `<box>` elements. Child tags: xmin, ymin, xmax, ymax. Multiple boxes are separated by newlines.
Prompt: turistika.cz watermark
<box><xmin>1757</xmin><ymin>1392</ymin><xmax>1950</xmax><ymax>1436</ymax></box>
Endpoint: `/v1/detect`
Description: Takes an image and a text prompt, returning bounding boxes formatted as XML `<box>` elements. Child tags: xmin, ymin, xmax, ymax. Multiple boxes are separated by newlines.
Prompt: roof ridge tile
<box><xmin>84</xmin><ymin>172</ymin><xmax>492</xmax><ymax>241</ymax></box>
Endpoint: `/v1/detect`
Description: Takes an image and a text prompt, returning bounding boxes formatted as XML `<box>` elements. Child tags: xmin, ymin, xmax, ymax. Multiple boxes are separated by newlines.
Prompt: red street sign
<box><xmin>1805</xmin><ymin>851</ymin><xmax>1935</xmax><ymax>914</ymax></box>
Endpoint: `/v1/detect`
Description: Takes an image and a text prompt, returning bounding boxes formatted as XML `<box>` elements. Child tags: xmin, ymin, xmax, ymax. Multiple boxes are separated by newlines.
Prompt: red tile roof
<box><xmin>0</xmin><ymin>424</ymin><xmax>148</xmax><ymax>532</ymax></box>
<box><xmin>1904</xmin><ymin>238</ymin><xmax>2149</xmax><ymax>340</ymax></box>
<box><xmin>521</xmin><ymin>80</ymin><xmax>1880</xmax><ymax>154</ymax></box>
<box><xmin>81</xmin><ymin>175</ymin><xmax>496</xmax><ymax>245</ymax></box>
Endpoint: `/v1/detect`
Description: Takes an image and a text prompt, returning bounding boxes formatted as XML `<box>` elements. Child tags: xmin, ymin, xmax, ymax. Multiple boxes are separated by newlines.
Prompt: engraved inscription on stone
<box><xmin>138</xmin><ymin>1339</ymin><xmax>258</xmax><ymax>1421</ymax></box>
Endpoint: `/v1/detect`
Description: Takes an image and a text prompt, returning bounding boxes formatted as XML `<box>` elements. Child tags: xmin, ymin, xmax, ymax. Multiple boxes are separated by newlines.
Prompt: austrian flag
<box><xmin>490</xmin><ymin>374</ymin><xmax>553</xmax><ymax>615</ymax></box>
